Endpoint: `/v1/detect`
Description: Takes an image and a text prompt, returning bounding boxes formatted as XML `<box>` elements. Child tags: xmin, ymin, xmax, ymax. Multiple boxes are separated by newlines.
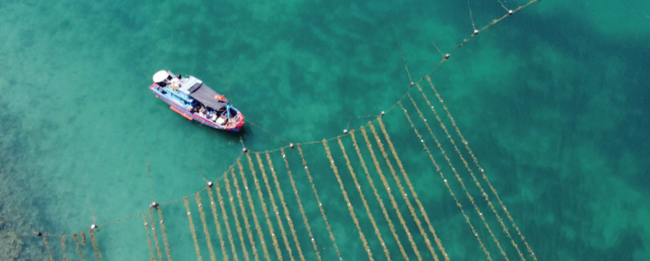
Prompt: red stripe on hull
<box><xmin>170</xmin><ymin>106</ymin><xmax>193</xmax><ymax>120</ymax></box>
<box><xmin>150</xmin><ymin>85</ymin><xmax>244</xmax><ymax>132</ymax></box>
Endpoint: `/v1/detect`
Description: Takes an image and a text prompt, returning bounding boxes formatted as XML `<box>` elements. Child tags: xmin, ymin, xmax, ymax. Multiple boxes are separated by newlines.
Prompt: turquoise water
<box><xmin>1</xmin><ymin>0</ymin><xmax>649</xmax><ymax>260</ymax></box>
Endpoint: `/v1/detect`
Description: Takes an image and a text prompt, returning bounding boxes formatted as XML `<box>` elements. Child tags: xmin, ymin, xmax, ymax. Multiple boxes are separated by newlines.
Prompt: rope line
<box><xmin>196</xmin><ymin>193</ymin><xmax>218</xmax><ymax>261</ymax></box>
<box><xmin>398</xmin><ymin>102</ymin><xmax>492</xmax><ymax>260</ymax></box>
<box><xmin>273</xmin><ymin>149</ymin><xmax>307</xmax><ymax>261</ymax></box>
<box><xmin>370</xmin><ymin>121</ymin><xmax>440</xmax><ymax>261</ymax></box>
<box><xmin>61</xmin><ymin>235</ymin><xmax>67</xmax><ymax>261</ymax></box>
<box><xmin>425</xmin><ymin>77</ymin><xmax>537</xmax><ymax>259</ymax></box>
<box><xmin>264</xmin><ymin>152</ymin><xmax>297</xmax><ymax>261</ymax></box>
<box><xmin>224</xmin><ymin>165</ymin><xmax>252</xmax><ymax>261</ymax></box>
<box><xmin>497</xmin><ymin>0</ymin><xmax>509</xmax><ymax>11</ymax></box>
<box><xmin>156</xmin><ymin>207</ymin><xmax>173</xmax><ymax>261</ymax></box>
<box><xmin>323</xmin><ymin>139</ymin><xmax>374</xmax><ymax>261</ymax></box>
<box><xmin>421</xmin><ymin>1</ymin><xmax>540</xmax><ymax>85</ymax></box>
<box><xmin>398</xmin><ymin>42</ymin><xmax>413</xmax><ymax>83</ymax></box>
<box><xmin>157</xmin><ymin>187</ymin><xmax>208</xmax><ymax>207</ymax></box>
<box><xmin>352</xmin><ymin>129</ymin><xmax>410</xmax><ymax>260</ymax></box>
<box><xmin>361</xmin><ymin>126</ymin><xmax>422</xmax><ymax>261</ymax></box>
<box><xmin>279</xmin><ymin>147</ymin><xmax>322</xmax><ymax>261</ymax></box>
<box><xmin>243</xmin><ymin>153</ymin><xmax>274</xmax><ymax>261</ymax></box>
<box><xmin>216</xmin><ymin>179</ymin><xmax>241</xmax><ymax>261</ymax></box>
<box><xmin>236</xmin><ymin>157</ymin><xmax>265</xmax><ymax>261</ymax></box>
<box><xmin>42</xmin><ymin>235</ymin><xmax>54</xmax><ymax>261</ymax></box>
<box><xmin>184</xmin><ymin>197</ymin><xmax>203</xmax><ymax>261</ymax></box>
<box><xmin>89</xmin><ymin>229</ymin><xmax>101</xmax><ymax>261</ymax></box>
<box><xmin>149</xmin><ymin>209</ymin><xmax>163</xmax><ymax>261</ymax></box>
<box><xmin>467</xmin><ymin>0</ymin><xmax>476</xmax><ymax>31</ymax></box>
<box><xmin>143</xmin><ymin>213</ymin><xmax>156</xmax><ymax>261</ymax></box>
<box><xmin>73</xmin><ymin>233</ymin><xmax>84</xmax><ymax>261</ymax></box>
<box><xmin>254</xmin><ymin>152</ymin><xmax>285</xmax><ymax>261</ymax></box>
<box><xmin>96</xmin><ymin>212</ymin><xmax>146</xmax><ymax>229</ymax></box>
<box><xmin>376</xmin><ymin>117</ymin><xmax>449</xmax><ymax>260</ymax></box>
<box><xmin>415</xmin><ymin>83</ymin><xmax>525</xmax><ymax>259</ymax></box>
<box><xmin>207</xmin><ymin>183</ymin><xmax>229</xmax><ymax>261</ymax></box>
<box><xmin>143</xmin><ymin>132</ymin><xmax>155</xmax><ymax>203</ymax></box>
<box><xmin>248</xmin><ymin>121</ymin><xmax>291</xmax><ymax>143</ymax></box>
<box><xmin>409</xmin><ymin>87</ymin><xmax>509</xmax><ymax>260</ymax></box>
<box><xmin>82</xmin><ymin>231</ymin><xmax>86</xmax><ymax>246</ymax></box>
<box><xmin>296</xmin><ymin>145</ymin><xmax>343</xmax><ymax>260</ymax></box>
<box><xmin>338</xmin><ymin>136</ymin><xmax>392</xmax><ymax>260</ymax></box>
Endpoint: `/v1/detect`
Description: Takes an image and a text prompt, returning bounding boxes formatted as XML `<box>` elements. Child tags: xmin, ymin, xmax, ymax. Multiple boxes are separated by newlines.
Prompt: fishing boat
<box><xmin>150</xmin><ymin>70</ymin><xmax>245</xmax><ymax>132</ymax></box>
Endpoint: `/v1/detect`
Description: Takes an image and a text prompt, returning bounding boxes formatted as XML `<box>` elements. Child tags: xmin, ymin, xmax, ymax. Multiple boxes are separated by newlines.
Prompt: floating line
<box><xmin>376</xmin><ymin>117</ymin><xmax>449</xmax><ymax>260</ymax></box>
<box><xmin>274</xmin><ymin>149</ymin><xmax>307</xmax><ymax>261</ymax></box>
<box><xmin>196</xmin><ymin>193</ymin><xmax>218</xmax><ymax>261</ymax></box>
<box><xmin>323</xmin><ymin>139</ymin><xmax>373</xmax><ymax>261</ymax></box>
<box><xmin>89</xmin><ymin>229</ymin><xmax>102</xmax><ymax>261</ymax></box>
<box><xmin>296</xmin><ymin>145</ymin><xmax>343</xmax><ymax>260</ymax></box>
<box><xmin>352</xmin><ymin>128</ymin><xmax>409</xmax><ymax>260</ymax></box>
<box><xmin>361</xmin><ymin>126</ymin><xmax>422</xmax><ymax>261</ymax></box>
<box><xmin>412</xmin><ymin>85</ymin><xmax>509</xmax><ymax>261</ymax></box>
<box><xmin>425</xmin><ymin>76</ymin><xmax>536</xmax><ymax>260</ymax></box>
<box><xmin>42</xmin><ymin>235</ymin><xmax>54</xmax><ymax>261</ymax></box>
<box><xmin>279</xmin><ymin>148</ymin><xmax>321</xmax><ymax>261</ymax></box>
<box><xmin>73</xmin><ymin>233</ymin><xmax>84</xmax><ymax>261</ymax></box>
<box><xmin>338</xmin><ymin>136</ymin><xmax>392</xmax><ymax>260</ymax></box>
<box><xmin>149</xmin><ymin>209</ymin><xmax>163</xmax><ymax>261</ymax></box>
<box><xmin>254</xmin><ymin>152</ymin><xmax>284</xmax><ymax>261</ymax></box>
<box><xmin>143</xmin><ymin>213</ymin><xmax>155</xmax><ymax>261</ymax></box>
<box><xmin>216</xmin><ymin>179</ymin><xmax>241</xmax><ymax>261</ymax></box>
<box><xmin>236</xmin><ymin>158</ymin><xmax>264</xmax><ymax>261</ymax></box>
<box><xmin>157</xmin><ymin>207</ymin><xmax>173</xmax><ymax>261</ymax></box>
<box><xmin>399</xmin><ymin>102</ymin><xmax>491</xmax><ymax>260</ymax></box>
<box><xmin>82</xmin><ymin>231</ymin><xmax>86</xmax><ymax>246</ymax></box>
<box><xmin>207</xmin><ymin>183</ymin><xmax>229</xmax><ymax>261</ymax></box>
<box><xmin>184</xmin><ymin>197</ymin><xmax>203</xmax><ymax>261</ymax></box>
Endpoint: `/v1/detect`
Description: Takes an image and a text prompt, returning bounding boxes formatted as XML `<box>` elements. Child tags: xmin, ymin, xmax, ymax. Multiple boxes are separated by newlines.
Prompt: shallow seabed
<box><xmin>1</xmin><ymin>0</ymin><xmax>649</xmax><ymax>260</ymax></box>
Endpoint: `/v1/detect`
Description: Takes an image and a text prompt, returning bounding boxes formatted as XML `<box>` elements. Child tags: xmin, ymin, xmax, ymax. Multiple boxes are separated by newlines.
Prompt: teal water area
<box><xmin>1</xmin><ymin>0</ymin><xmax>649</xmax><ymax>260</ymax></box>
